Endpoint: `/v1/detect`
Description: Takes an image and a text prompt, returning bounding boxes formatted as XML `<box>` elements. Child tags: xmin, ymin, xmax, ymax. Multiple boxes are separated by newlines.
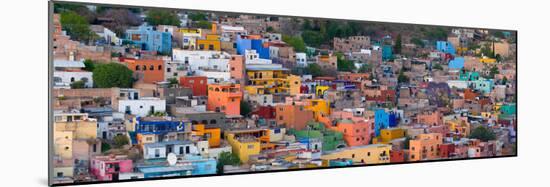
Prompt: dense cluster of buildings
<box><xmin>51</xmin><ymin>5</ymin><xmax>517</xmax><ymax>185</ymax></box>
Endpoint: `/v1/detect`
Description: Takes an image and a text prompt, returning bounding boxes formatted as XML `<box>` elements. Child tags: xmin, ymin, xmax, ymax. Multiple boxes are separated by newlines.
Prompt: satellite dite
<box><xmin>48</xmin><ymin>0</ymin><xmax>517</xmax><ymax>186</ymax></box>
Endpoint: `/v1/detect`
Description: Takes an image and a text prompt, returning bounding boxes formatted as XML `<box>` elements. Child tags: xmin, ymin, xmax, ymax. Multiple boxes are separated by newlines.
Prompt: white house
<box><xmin>295</xmin><ymin>52</ymin><xmax>308</xmax><ymax>67</ymax></box>
<box><xmin>53</xmin><ymin>60</ymin><xmax>93</xmax><ymax>88</ymax></box>
<box><xmin>118</xmin><ymin>97</ymin><xmax>166</xmax><ymax>116</ymax></box>
<box><xmin>143</xmin><ymin>141</ymin><xmax>198</xmax><ymax>160</ymax></box>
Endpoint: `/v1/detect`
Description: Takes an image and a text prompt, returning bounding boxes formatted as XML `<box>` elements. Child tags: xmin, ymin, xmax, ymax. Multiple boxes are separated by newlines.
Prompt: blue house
<box><xmin>448</xmin><ymin>57</ymin><xmax>465</xmax><ymax>69</ymax></box>
<box><xmin>374</xmin><ymin>109</ymin><xmax>398</xmax><ymax>136</ymax></box>
<box><xmin>236</xmin><ymin>36</ymin><xmax>270</xmax><ymax>59</ymax></box>
<box><xmin>469</xmin><ymin>78</ymin><xmax>494</xmax><ymax>94</ymax></box>
<box><xmin>138</xmin><ymin>165</ymin><xmax>194</xmax><ymax>178</ymax></box>
<box><xmin>135</xmin><ymin>117</ymin><xmax>190</xmax><ymax>135</ymax></box>
<box><xmin>436</xmin><ymin>41</ymin><xmax>455</xmax><ymax>55</ymax></box>
<box><xmin>382</xmin><ymin>45</ymin><xmax>393</xmax><ymax>61</ymax></box>
<box><xmin>125</xmin><ymin>24</ymin><xmax>172</xmax><ymax>54</ymax></box>
<box><xmin>182</xmin><ymin>155</ymin><xmax>217</xmax><ymax>175</ymax></box>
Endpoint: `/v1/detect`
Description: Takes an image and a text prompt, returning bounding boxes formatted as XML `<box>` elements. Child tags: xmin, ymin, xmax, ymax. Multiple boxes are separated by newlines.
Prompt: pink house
<box><xmin>90</xmin><ymin>155</ymin><xmax>133</xmax><ymax>181</ymax></box>
<box><xmin>417</xmin><ymin>111</ymin><xmax>443</xmax><ymax>126</ymax></box>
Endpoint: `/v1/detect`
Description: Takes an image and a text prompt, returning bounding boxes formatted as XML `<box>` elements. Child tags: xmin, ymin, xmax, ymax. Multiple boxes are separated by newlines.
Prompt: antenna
<box><xmin>167</xmin><ymin>153</ymin><xmax>177</xmax><ymax>166</ymax></box>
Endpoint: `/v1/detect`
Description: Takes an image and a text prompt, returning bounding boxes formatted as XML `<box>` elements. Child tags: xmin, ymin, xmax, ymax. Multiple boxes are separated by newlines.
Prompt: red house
<box><xmin>390</xmin><ymin>150</ymin><xmax>405</xmax><ymax>163</ymax></box>
<box><xmin>179</xmin><ymin>76</ymin><xmax>208</xmax><ymax>96</ymax></box>
<box><xmin>90</xmin><ymin>155</ymin><xmax>133</xmax><ymax>181</ymax></box>
<box><xmin>439</xmin><ymin>144</ymin><xmax>455</xmax><ymax>158</ymax></box>
<box><xmin>252</xmin><ymin>106</ymin><xmax>276</xmax><ymax>119</ymax></box>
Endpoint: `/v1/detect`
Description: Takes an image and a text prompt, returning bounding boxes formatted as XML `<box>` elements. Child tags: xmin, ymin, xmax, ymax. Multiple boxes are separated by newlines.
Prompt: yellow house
<box><xmin>197</xmin><ymin>34</ymin><xmax>221</xmax><ymax>51</ymax></box>
<box><xmin>446</xmin><ymin>119</ymin><xmax>471</xmax><ymax>137</ymax></box>
<box><xmin>321</xmin><ymin>144</ymin><xmax>391</xmax><ymax>164</ymax></box>
<box><xmin>225</xmin><ymin>128</ymin><xmax>272</xmax><ymax>163</ymax></box>
<box><xmin>304</xmin><ymin>99</ymin><xmax>330</xmax><ymax>119</ymax></box>
<box><xmin>53</xmin><ymin>131</ymin><xmax>73</xmax><ymax>159</ymax></box>
<box><xmin>480</xmin><ymin>57</ymin><xmax>497</xmax><ymax>63</ymax></box>
<box><xmin>315</xmin><ymin>85</ymin><xmax>330</xmax><ymax>97</ymax></box>
<box><xmin>373</xmin><ymin>128</ymin><xmax>405</xmax><ymax>144</ymax></box>
<box><xmin>54</xmin><ymin>113</ymin><xmax>97</xmax><ymax>139</ymax></box>
<box><xmin>245</xmin><ymin>68</ymin><xmax>301</xmax><ymax>96</ymax></box>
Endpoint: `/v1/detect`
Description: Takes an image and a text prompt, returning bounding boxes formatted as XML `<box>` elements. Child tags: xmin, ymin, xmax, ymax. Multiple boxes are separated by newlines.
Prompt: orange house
<box><xmin>229</xmin><ymin>55</ymin><xmax>245</xmax><ymax>82</ymax></box>
<box><xmin>207</xmin><ymin>83</ymin><xmax>242</xmax><ymax>116</ymax></box>
<box><xmin>417</xmin><ymin>111</ymin><xmax>443</xmax><ymax>126</ymax></box>
<box><xmin>193</xmin><ymin>124</ymin><xmax>221</xmax><ymax>147</ymax></box>
<box><xmin>331</xmin><ymin>119</ymin><xmax>371</xmax><ymax>147</ymax></box>
<box><xmin>122</xmin><ymin>59</ymin><xmax>165</xmax><ymax>84</ymax></box>
<box><xmin>409</xmin><ymin>133</ymin><xmax>443</xmax><ymax>161</ymax></box>
<box><xmin>275</xmin><ymin>103</ymin><xmax>314</xmax><ymax>130</ymax></box>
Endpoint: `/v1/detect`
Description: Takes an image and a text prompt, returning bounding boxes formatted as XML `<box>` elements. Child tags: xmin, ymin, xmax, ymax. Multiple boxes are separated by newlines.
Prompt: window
<box><xmin>248</xmin><ymin>145</ymin><xmax>254</xmax><ymax>149</ymax></box>
<box><xmin>154</xmin><ymin>149</ymin><xmax>160</xmax><ymax>158</ymax></box>
<box><xmin>158</xmin><ymin>65</ymin><xmax>162</xmax><ymax>70</ymax></box>
<box><xmin>136</xmin><ymin>65</ymin><xmax>140</xmax><ymax>70</ymax></box>
<box><xmin>367</xmin><ymin>152</ymin><xmax>371</xmax><ymax>156</ymax></box>
<box><xmin>167</xmin><ymin>67</ymin><xmax>171</xmax><ymax>72</ymax></box>
<box><xmin>149</xmin><ymin>65</ymin><xmax>154</xmax><ymax>71</ymax></box>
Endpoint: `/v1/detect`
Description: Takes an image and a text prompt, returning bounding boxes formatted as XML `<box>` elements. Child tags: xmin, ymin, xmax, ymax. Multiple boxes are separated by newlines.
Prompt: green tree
<box><xmin>282</xmin><ymin>35</ymin><xmax>306</xmax><ymax>53</ymax></box>
<box><xmin>335</xmin><ymin>53</ymin><xmax>356</xmax><ymax>72</ymax></box>
<box><xmin>216</xmin><ymin>151</ymin><xmax>241</xmax><ymax>174</ymax></box>
<box><xmin>60</xmin><ymin>11</ymin><xmax>96</xmax><ymax>41</ymax></box>
<box><xmin>394</xmin><ymin>34</ymin><xmax>402</xmax><ymax>54</ymax></box>
<box><xmin>113</xmin><ymin>135</ymin><xmax>129</xmax><ymax>148</ymax></box>
<box><xmin>167</xmin><ymin>78</ymin><xmax>179</xmax><ymax>88</ymax></box>
<box><xmin>488</xmin><ymin>65</ymin><xmax>500</xmax><ymax>78</ymax></box>
<box><xmin>358</xmin><ymin>63</ymin><xmax>371</xmax><ymax>73</ymax></box>
<box><xmin>70</xmin><ymin>80</ymin><xmax>86</xmax><ymax>89</ymax></box>
<box><xmin>194</xmin><ymin>20</ymin><xmax>212</xmax><ymax>29</ymax></box>
<box><xmin>493</xmin><ymin>31</ymin><xmax>505</xmax><ymax>39</ymax></box>
<box><xmin>145</xmin><ymin>10</ymin><xmax>181</xmax><ymax>26</ymax></box>
<box><xmin>101</xmin><ymin>142</ymin><xmax>111</xmax><ymax>153</ymax></box>
<box><xmin>301</xmin><ymin>30</ymin><xmax>324</xmax><ymax>47</ymax></box>
<box><xmin>240</xmin><ymin>100</ymin><xmax>252</xmax><ymax>117</ymax></box>
<box><xmin>403</xmin><ymin>136</ymin><xmax>412</xmax><ymax>149</ymax></box>
<box><xmin>501</xmin><ymin>76</ymin><xmax>508</xmax><ymax>85</ymax></box>
<box><xmin>432</xmin><ymin>63</ymin><xmax>443</xmax><ymax>71</ymax></box>
<box><xmin>410</xmin><ymin>37</ymin><xmax>425</xmax><ymax>48</ymax></box>
<box><xmin>83</xmin><ymin>59</ymin><xmax>95</xmax><ymax>72</ymax></box>
<box><xmin>305</xmin><ymin>63</ymin><xmax>322</xmax><ymax>77</ymax></box>
<box><xmin>469</xmin><ymin>126</ymin><xmax>496</xmax><ymax>142</ymax></box>
<box><xmin>93</xmin><ymin>63</ymin><xmax>134</xmax><ymax>88</ymax></box>
<box><xmin>266</xmin><ymin>26</ymin><xmax>274</xmax><ymax>32</ymax></box>
<box><xmin>188</xmin><ymin>12</ymin><xmax>208</xmax><ymax>21</ymax></box>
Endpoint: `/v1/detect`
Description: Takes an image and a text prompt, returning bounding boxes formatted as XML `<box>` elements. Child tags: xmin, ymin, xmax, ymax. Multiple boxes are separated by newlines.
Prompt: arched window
<box><xmin>70</xmin><ymin>77</ymin><xmax>75</xmax><ymax>82</ymax></box>
<box><xmin>149</xmin><ymin>65</ymin><xmax>154</xmax><ymax>70</ymax></box>
<box><xmin>142</xmin><ymin>65</ymin><xmax>147</xmax><ymax>71</ymax></box>
<box><xmin>136</xmin><ymin>65</ymin><xmax>140</xmax><ymax>70</ymax></box>
<box><xmin>158</xmin><ymin>65</ymin><xmax>162</xmax><ymax>70</ymax></box>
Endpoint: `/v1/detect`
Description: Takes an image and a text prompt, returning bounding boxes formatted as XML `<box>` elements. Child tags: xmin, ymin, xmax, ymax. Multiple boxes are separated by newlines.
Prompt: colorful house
<box><xmin>290</xmin><ymin>122</ymin><xmax>346</xmax><ymax>152</ymax></box>
<box><xmin>332</xmin><ymin>119</ymin><xmax>371</xmax><ymax>147</ymax></box>
<box><xmin>469</xmin><ymin>78</ymin><xmax>494</xmax><ymax>94</ymax></box>
<box><xmin>321</xmin><ymin>144</ymin><xmax>391</xmax><ymax>164</ymax></box>
<box><xmin>225</xmin><ymin>128</ymin><xmax>272</xmax><ymax>163</ymax></box>
<box><xmin>448</xmin><ymin>57</ymin><xmax>465</xmax><ymax>69</ymax></box>
<box><xmin>409</xmin><ymin>133</ymin><xmax>443</xmax><ymax>161</ymax></box>
<box><xmin>382</xmin><ymin>45</ymin><xmax>393</xmax><ymax>61</ymax></box>
<box><xmin>192</xmin><ymin>124</ymin><xmax>221</xmax><ymax>147</ymax></box>
<box><xmin>207</xmin><ymin>83</ymin><xmax>242</xmax><ymax>116</ymax></box>
<box><xmin>436</xmin><ymin>41</ymin><xmax>456</xmax><ymax>55</ymax></box>
<box><xmin>373</xmin><ymin>128</ymin><xmax>405</xmax><ymax>144</ymax></box>
<box><xmin>236</xmin><ymin>35</ymin><xmax>270</xmax><ymax>59</ymax></box>
<box><xmin>374</xmin><ymin>109</ymin><xmax>398</xmax><ymax>136</ymax></box>
<box><xmin>245</xmin><ymin>64</ymin><xmax>301</xmax><ymax>95</ymax></box>
<box><xmin>459</xmin><ymin>71</ymin><xmax>480</xmax><ymax>81</ymax></box>
<box><xmin>196</xmin><ymin>34</ymin><xmax>221</xmax><ymax>51</ymax></box>
<box><xmin>275</xmin><ymin>103</ymin><xmax>314</xmax><ymax>130</ymax></box>
<box><xmin>90</xmin><ymin>155</ymin><xmax>133</xmax><ymax>181</ymax></box>
<box><xmin>122</xmin><ymin>58</ymin><xmax>165</xmax><ymax>84</ymax></box>
<box><xmin>179</xmin><ymin>76</ymin><xmax>208</xmax><ymax>96</ymax></box>
<box><xmin>134</xmin><ymin>117</ymin><xmax>192</xmax><ymax>147</ymax></box>
<box><xmin>125</xmin><ymin>24</ymin><xmax>172</xmax><ymax>54</ymax></box>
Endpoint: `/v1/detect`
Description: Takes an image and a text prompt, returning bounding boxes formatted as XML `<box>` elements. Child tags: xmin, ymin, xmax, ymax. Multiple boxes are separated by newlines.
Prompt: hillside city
<box><xmin>51</xmin><ymin>3</ymin><xmax>517</xmax><ymax>184</ymax></box>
